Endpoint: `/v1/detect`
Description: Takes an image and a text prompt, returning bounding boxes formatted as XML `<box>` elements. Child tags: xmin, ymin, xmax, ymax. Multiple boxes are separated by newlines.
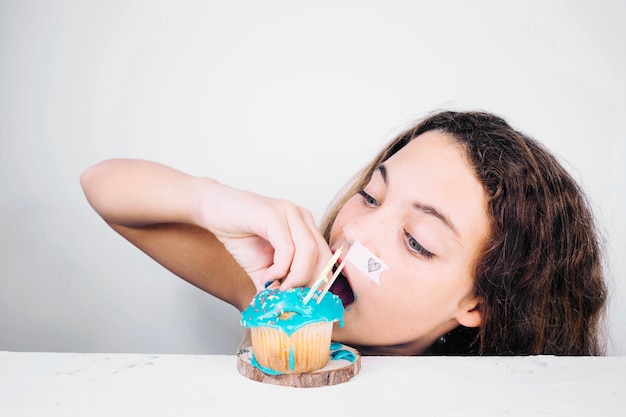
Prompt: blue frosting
<box><xmin>250</xmin><ymin>353</ymin><xmax>282</xmax><ymax>375</ymax></box>
<box><xmin>330</xmin><ymin>349</ymin><xmax>357</xmax><ymax>362</ymax></box>
<box><xmin>241</xmin><ymin>287</ymin><xmax>344</xmax><ymax>336</ymax></box>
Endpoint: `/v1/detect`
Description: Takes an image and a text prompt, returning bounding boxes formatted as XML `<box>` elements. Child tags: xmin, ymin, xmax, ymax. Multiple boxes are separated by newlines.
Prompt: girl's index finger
<box><xmin>279</xmin><ymin>209</ymin><xmax>332</xmax><ymax>291</ymax></box>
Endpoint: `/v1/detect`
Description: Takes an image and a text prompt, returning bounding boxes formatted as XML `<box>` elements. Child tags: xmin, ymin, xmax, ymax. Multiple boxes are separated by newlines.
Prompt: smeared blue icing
<box><xmin>250</xmin><ymin>353</ymin><xmax>282</xmax><ymax>375</ymax></box>
<box><xmin>331</xmin><ymin>349</ymin><xmax>357</xmax><ymax>362</ymax></box>
<box><xmin>330</xmin><ymin>341</ymin><xmax>357</xmax><ymax>363</ymax></box>
<box><xmin>241</xmin><ymin>287</ymin><xmax>344</xmax><ymax>336</ymax></box>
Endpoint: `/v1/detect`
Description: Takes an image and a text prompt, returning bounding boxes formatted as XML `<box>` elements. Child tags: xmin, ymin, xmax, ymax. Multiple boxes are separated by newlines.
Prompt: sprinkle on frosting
<box><xmin>241</xmin><ymin>287</ymin><xmax>344</xmax><ymax>336</ymax></box>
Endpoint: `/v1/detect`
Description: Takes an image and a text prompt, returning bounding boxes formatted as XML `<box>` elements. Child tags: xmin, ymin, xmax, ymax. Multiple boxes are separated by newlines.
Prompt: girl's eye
<box><xmin>358</xmin><ymin>190</ymin><xmax>380</xmax><ymax>207</ymax></box>
<box><xmin>405</xmin><ymin>231</ymin><xmax>434</xmax><ymax>259</ymax></box>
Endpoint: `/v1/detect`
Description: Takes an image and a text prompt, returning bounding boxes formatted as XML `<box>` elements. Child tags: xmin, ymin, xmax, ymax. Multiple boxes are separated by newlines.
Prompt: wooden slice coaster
<box><xmin>237</xmin><ymin>344</ymin><xmax>361</xmax><ymax>387</ymax></box>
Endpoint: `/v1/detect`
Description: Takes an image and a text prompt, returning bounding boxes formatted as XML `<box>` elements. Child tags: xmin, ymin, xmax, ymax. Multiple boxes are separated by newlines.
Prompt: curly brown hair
<box><xmin>320</xmin><ymin>110</ymin><xmax>607</xmax><ymax>355</ymax></box>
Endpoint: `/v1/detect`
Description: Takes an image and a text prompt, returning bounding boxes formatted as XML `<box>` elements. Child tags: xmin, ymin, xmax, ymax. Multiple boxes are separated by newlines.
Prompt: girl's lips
<box><xmin>329</xmin><ymin>268</ymin><xmax>355</xmax><ymax>308</ymax></box>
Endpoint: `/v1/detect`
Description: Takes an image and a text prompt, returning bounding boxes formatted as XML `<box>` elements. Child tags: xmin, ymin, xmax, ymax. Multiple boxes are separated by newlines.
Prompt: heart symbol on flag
<box><xmin>368</xmin><ymin>258</ymin><xmax>381</xmax><ymax>273</ymax></box>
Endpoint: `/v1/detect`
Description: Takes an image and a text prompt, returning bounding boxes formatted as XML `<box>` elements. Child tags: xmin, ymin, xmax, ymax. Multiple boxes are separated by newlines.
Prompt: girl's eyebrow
<box><xmin>375</xmin><ymin>164</ymin><xmax>387</xmax><ymax>183</ymax></box>
<box><xmin>413</xmin><ymin>202</ymin><xmax>460</xmax><ymax>239</ymax></box>
<box><xmin>377</xmin><ymin>163</ymin><xmax>460</xmax><ymax>239</ymax></box>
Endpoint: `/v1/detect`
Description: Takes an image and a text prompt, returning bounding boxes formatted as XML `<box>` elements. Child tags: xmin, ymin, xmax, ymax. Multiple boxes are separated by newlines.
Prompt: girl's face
<box><xmin>328</xmin><ymin>130</ymin><xmax>490</xmax><ymax>353</ymax></box>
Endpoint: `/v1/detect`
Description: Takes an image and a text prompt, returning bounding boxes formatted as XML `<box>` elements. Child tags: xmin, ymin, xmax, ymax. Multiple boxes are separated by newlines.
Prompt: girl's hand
<box><xmin>196</xmin><ymin>180</ymin><xmax>333</xmax><ymax>291</ymax></box>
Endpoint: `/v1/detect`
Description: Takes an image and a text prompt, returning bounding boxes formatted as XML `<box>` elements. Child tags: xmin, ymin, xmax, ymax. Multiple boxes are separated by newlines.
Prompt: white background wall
<box><xmin>1</xmin><ymin>0</ymin><xmax>624</xmax><ymax>355</ymax></box>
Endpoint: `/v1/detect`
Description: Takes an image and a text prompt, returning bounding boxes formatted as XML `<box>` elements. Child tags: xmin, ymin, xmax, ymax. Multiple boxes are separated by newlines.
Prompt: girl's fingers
<box><xmin>207</xmin><ymin>190</ymin><xmax>331</xmax><ymax>292</ymax></box>
<box><xmin>260</xmin><ymin>213</ymin><xmax>297</xmax><ymax>285</ymax></box>
<box><xmin>279</xmin><ymin>208</ymin><xmax>332</xmax><ymax>290</ymax></box>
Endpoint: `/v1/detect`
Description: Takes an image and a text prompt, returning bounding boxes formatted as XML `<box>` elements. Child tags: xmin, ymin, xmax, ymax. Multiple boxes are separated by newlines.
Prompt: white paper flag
<box><xmin>345</xmin><ymin>240</ymin><xmax>390</xmax><ymax>285</ymax></box>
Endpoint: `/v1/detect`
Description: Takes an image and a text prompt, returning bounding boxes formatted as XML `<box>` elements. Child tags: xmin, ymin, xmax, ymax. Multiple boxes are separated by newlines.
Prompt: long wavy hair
<box><xmin>320</xmin><ymin>111</ymin><xmax>607</xmax><ymax>355</ymax></box>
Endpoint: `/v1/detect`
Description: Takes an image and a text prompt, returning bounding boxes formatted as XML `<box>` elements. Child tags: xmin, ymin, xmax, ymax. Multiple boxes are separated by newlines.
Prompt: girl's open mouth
<box><xmin>329</xmin><ymin>269</ymin><xmax>355</xmax><ymax>308</ymax></box>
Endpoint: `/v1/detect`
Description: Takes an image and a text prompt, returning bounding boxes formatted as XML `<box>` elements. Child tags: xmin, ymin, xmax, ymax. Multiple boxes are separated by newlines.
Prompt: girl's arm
<box><xmin>80</xmin><ymin>159</ymin><xmax>331</xmax><ymax>311</ymax></box>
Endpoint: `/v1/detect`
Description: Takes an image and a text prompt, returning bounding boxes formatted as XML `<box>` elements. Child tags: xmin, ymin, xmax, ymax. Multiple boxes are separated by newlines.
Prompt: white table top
<box><xmin>1</xmin><ymin>351</ymin><xmax>624</xmax><ymax>416</ymax></box>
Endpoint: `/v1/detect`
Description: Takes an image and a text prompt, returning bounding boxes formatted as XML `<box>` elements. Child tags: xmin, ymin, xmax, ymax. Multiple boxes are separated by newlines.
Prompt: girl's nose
<box><xmin>341</xmin><ymin>211</ymin><xmax>382</xmax><ymax>250</ymax></box>
<box><xmin>341</xmin><ymin>213</ymin><xmax>391</xmax><ymax>285</ymax></box>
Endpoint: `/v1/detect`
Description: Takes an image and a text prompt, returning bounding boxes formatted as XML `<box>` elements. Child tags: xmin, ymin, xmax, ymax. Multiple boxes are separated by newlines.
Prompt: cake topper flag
<box><xmin>304</xmin><ymin>241</ymin><xmax>391</xmax><ymax>305</ymax></box>
<box><xmin>345</xmin><ymin>240</ymin><xmax>390</xmax><ymax>285</ymax></box>
<box><xmin>303</xmin><ymin>247</ymin><xmax>345</xmax><ymax>305</ymax></box>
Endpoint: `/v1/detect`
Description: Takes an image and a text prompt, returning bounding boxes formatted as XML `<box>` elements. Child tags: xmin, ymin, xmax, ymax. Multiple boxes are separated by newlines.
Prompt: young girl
<box><xmin>80</xmin><ymin>110</ymin><xmax>608</xmax><ymax>355</ymax></box>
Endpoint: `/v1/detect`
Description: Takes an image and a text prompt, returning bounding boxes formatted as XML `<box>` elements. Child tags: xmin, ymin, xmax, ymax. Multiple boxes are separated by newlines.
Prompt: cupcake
<box><xmin>240</xmin><ymin>287</ymin><xmax>344</xmax><ymax>374</ymax></box>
